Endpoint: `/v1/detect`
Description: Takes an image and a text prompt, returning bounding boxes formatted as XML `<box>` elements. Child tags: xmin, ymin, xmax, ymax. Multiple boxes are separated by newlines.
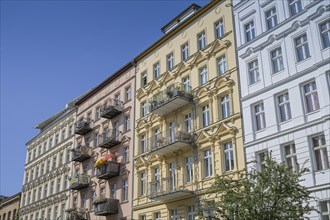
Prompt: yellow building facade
<box><xmin>133</xmin><ymin>0</ymin><xmax>244</xmax><ymax>219</ymax></box>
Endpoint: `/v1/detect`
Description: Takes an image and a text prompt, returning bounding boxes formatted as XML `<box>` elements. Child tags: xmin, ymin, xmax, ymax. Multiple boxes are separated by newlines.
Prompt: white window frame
<box><xmin>140</xmin><ymin>172</ymin><xmax>146</xmax><ymax>195</ymax></box>
<box><xmin>271</xmin><ymin>47</ymin><xmax>284</xmax><ymax>73</ymax></box>
<box><xmin>198</xmin><ymin>31</ymin><xmax>206</xmax><ymax>50</ymax></box>
<box><xmin>124</xmin><ymin>115</ymin><xmax>130</xmax><ymax>132</ymax></box>
<box><xmin>257</xmin><ymin>150</ymin><xmax>268</xmax><ymax>171</ymax></box>
<box><xmin>253</xmin><ymin>102</ymin><xmax>266</xmax><ymax>131</ymax></box>
<box><xmin>303</xmin><ymin>81</ymin><xmax>320</xmax><ymax>113</ymax></box>
<box><xmin>220</xmin><ymin>95</ymin><xmax>230</xmax><ymax>119</ymax></box>
<box><xmin>141</xmin><ymin>101</ymin><xmax>147</xmax><ymax>117</ymax></box>
<box><xmin>188</xmin><ymin>206</ymin><xmax>195</xmax><ymax>220</ymax></box>
<box><xmin>311</xmin><ymin>134</ymin><xmax>329</xmax><ymax>171</ymax></box>
<box><xmin>186</xmin><ymin>156</ymin><xmax>193</xmax><ymax>183</ymax></box>
<box><xmin>224</xmin><ymin>142</ymin><xmax>234</xmax><ymax>172</ymax></box>
<box><xmin>183</xmin><ymin>76</ymin><xmax>191</xmax><ymax>92</ymax></box>
<box><xmin>123</xmin><ymin>146</ymin><xmax>129</xmax><ymax>163</ymax></box>
<box><xmin>182</xmin><ymin>43</ymin><xmax>189</xmax><ymax>61</ymax></box>
<box><xmin>141</xmin><ymin>71</ymin><xmax>147</xmax><ymax>87</ymax></box>
<box><xmin>295</xmin><ymin>34</ymin><xmax>310</xmax><ymax>62</ymax></box>
<box><xmin>265</xmin><ymin>7</ymin><xmax>278</xmax><ymax>30</ymax></box>
<box><xmin>282</xmin><ymin>143</ymin><xmax>298</xmax><ymax>173</ymax></box>
<box><xmin>184</xmin><ymin>113</ymin><xmax>192</xmax><ymax>132</ymax></box>
<box><xmin>202</xmin><ymin>105</ymin><xmax>210</xmax><ymax>127</ymax></box>
<box><xmin>170</xmin><ymin>209</ymin><xmax>178</xmax><ymax>220</ymax></box>
<box><xmin>319</xmin><ymin>200</ymin><xmax>330</xmax><ymax>219</ymax></box>
<box><xmin>217</xmin><ymin>56</ymin><xmax>227</xmax><ymax>75</ymax></box>
<box><xmin>125</xmin><ymin>86</ymin><xmax>131</xmax><ymax>102</ymax></box>
<box><xmin>141</xmin><ymin>134</ymin><xmax>146</xmax><ymax>154</ymax></box>
<box><xmin>200</xmin><ymin>66</ymin><xmax>208</xmax><ymax>85</ymax></box>
<box><xmin>215</xmin><ymin>19</ymin><xmax>224</xmax><ymax>39</ymax></box>
<box><xmin>319</xmin><ymin>19</ymin><xmax>330</xmax><ymax>49</ymax></box>
<box><xmin>277</xmin><ymin>92</ymin><xmax>292</xmax><ymax>122</ymax></box>
<box><xmin>204</xmin><ymin>149</ymin><xmax>213</xmax><ymax>178</ymax></box>
<box><xmin>245</xmin><ymin>20</ymin><xmax>255</xmax><ymax>42</ymax></box>
<box><xmin>153</xmin><ymin>62</ymin><xmax>160</xmax><ymax>79</ymax></box>
<box><xmin>248</xmin><ymin>59</ymin><xmax>260</xmax><ymax>85</ymax></box>
<box><xmin>167</xmin><ymin>53</ymin><xmax>174</xmax><ymax>70</ymax></box>
<box><xmin>289</xmin><ymin>0</ymin><xmax>302</xmax><ymax>16</ymax></box>
<box><xmin>110</xmin><ymin>183</ymin><xmax>117</xmax><ymax>199</ymax></box>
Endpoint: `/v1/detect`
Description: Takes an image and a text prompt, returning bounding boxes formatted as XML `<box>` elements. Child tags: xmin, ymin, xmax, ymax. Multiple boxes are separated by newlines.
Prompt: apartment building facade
<box><xmin>20</xmin><ymin>102</ymin><xmax>77</xmax><ymax>220</ymax></box>
<box><xmin>0</xmin><ymin>192</ymin><xmax>21</xmax><ymax>220</ymax></box>
<box><xmin>67</xmin><ymin>63</ymin><xmax>135</xmax><ymax>220</ymax></box>
<box><xmin>233</xmin><ymin>0</ymin><xmax>330</xmax><ymax>219</ymax></box>
<box><xmin>132</xmin><ymin>0</ymin><xmax>244</xmax><ymax>219</ymax></box>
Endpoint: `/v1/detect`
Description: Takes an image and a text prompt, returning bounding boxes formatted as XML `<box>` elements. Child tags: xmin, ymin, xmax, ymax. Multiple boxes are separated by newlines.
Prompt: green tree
<box><xmin>200</xmin><ymin>156</ymin><xmax>316</xmax><ymax>220</ymax></box>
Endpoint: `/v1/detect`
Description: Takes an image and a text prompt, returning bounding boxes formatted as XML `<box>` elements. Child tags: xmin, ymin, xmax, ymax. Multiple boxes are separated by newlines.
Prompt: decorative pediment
<box><xmin>121</xmin><ymin>135</ymin><xmax>131</xmax><ymax>143</ymax></box>
<box><xmin>195</xmin><ymin>130</ymin><xmax>211</xmax><ymax>143</ymax></box>
<box><xmin>147</xmin><ymin>80</ymin><xmax>160</xmax><ymax>93</ymax></box>
<box><xmin>214</xmin><ymin>77</ymin><xmax>227</xmax><ymax>89</ymax></box>
<box><xmin>190</xmin><ymin>51</ymin><xmax>207</xmax><ymax>65</ymax></box>
<box><xmin>195</xmin><ymin>87</ymin><xmax>209</xmax><ymax>99</ymax></box>
<box><xmin>134</xmin><ymin>156</ymin><xmax>146</xmax><ymax>168</ymax></box>
<box><xmin>159</xmin><ymin>71</ymin><xmax>172</xmax><ymax>85</ymax></box>
<box><xmin>120</xmin><ymin>166</ymin><xmax>130</xmax><ymax>176</ymax></box>
<box><xmin>136</xmin><ymin>88</ymin><xmax>147</xmax><ymax>100</ymax></box>
<box><xmin>175</xmin><ymin>62</ymin><xmax>189</xmax><ymax>74</ymax></box>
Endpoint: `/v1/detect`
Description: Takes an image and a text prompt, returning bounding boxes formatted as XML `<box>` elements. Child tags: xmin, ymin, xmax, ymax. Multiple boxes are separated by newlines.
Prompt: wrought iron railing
<box><xmin>97</xmin><ymin>129</ymin><xmax>122</xmax><ymax>148</ymax></box>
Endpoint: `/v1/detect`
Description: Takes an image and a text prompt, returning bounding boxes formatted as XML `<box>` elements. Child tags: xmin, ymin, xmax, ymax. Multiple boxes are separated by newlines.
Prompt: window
<box><xmin>257</xmin><ymin>151</ymin><xmax>268</xmax><ymax>171</ymax></box>
<box><xmin>295</xmin><ymin>34</ymin><xmax>310</xmax><ymax>62</ymax></box>
<box><xmin>141</xmin><ymin>101</ymin><xmax>147</xmax><ymax>117</ymax></box>
<box><xmin>183</xmin><ymin>76</ymin><xmax>190</xmax><ymax>92</ymax></box>
<box><xmin>100</xmin><ymin>187</ymin><xmax>106</xmax><ymax>197</ymax></box>
<box><xmin>55</xmin><ymin>133</ymin><xmax>59</xmax><ymax>144</ymax></box>
<box><xmin>200</xmin><ymin>66</ymin><xmax>208</xmax><ymax>85</ymax></box>
<box><xmin>52</xmin><ymin>156</ymin><xmax>57</xmax><ymax>169</ymax></box>
<box><xmin>289</xmin><ymin>0</ymin><xmax>302</xmax><ymax>16</ymax></box>
<box><xmin>266</xmin><ymin>7</ymin><xmax>278</xmax><ymax>30</ymax></box>
<box><xmin>169</xmin><ymin>122</ymin><xmax>176</xmax><ymax>143</ymax></box>
<box><xmin>204</xmin><ymin>149</ymin><xmax>213</xmax><ymax>178</ymax></box>
<box><xmin>248</xmin><ymin>59</ymin><xmax>260</xmax><ymax>84</ymax></box>
<box><xmin>154</xmin><ymin>167</ymin><xmax>160</xmax><ymax>192</ymax></box>
<box><xmin>62</xmin><ymin>129</ymin><xmax>66</xmax><ymax>141</ymax></box>
<box><xmin>44</xmin><ymin>184</ymin><xmax>48</xmax><ymax>198</ymax></box>
<box><xmin>90</xmin><ymin>191</ymin><xmax>96</xmax><ymax>211</ymax></box>
<box><xmin>125</xmin><ymin>86</ymin><xmax>131</xmax><ymax>102</ymax></box>
<box><xmin>47</xmin><ymin>209</ymin><xmax>51</xmax><ymax>220</ymax></box>
<box><xmin>57</xmin><ymin>178</ymin><xmax>61</xmax><ymax>192</ymax></box>
<box><xmin>54</xmin><ymin>205</ymin><xmax>58</xmax><ymax>220</ymax></box>
<box><xmin>64</xmin><ymin>175</ymin><xmax>68</xmax><ymax>189</ymax></box>
<box><xmin>38</xmin><ymin>186</ymin><xmax>42</xmax><ymax>200</ymax></box>
<box><xmin>49</xmin><ymin>138</ymin><xmax>53</xmax><ymax>148</ymax></box>
<box><xmin>140</xmin><ymin>215</ymin><xmax>146</xmax><ymax>220</ymax></box>
<box><xmin>303</xmin><ymin>81</ymin><xmax>320</xmax><ymax>113</ymax></box>
<box><xmin>110</xmin><ymin>184</ymin><xmax>117</xmax><ymax>199</ymax></box>
<box><xmin>188</xmin><ymin>206</ymin><xmax>195</xmax><ymax>220</ymax></box>
<box><xmin>220</xmin><ymin>95</ymin><xmax>230</xmax><ymax>119</ymax></box>
<box><xmin>271</xmin><ymin>47</ymin><xmax>284</xmax><ymax>73</ymax></box>
<box><xmin>202</xmin><ymin>105</ymin><xmax>210</xmax><ymax>127</ymax></box>
<box><xmin>319</xmin><ymin>200</ymin><xmax>330</xmax><ymax>220</ymax></box>
<box><xmin>171</xmin><ymin>209</ymin><xmax>178</xmax><ymax>220</ymax></box>
<box><xmin>59</xmin><ymin>152</ymin><xmax>63</xmax><ymax>166</ymax></box>
<box><xmin>140</xmin><ymin>172</ymin><xmax>146</xmax><ymax>195</ymax></box>
<box><xmin>186</xmin><ymin>156</ymin><xmax>193</xmax><ymax>183</ymax></box>
<box><xmin>154</xmin><ymin>212</ymin><xmax>161</xmax><ymax>220</ymax></box>
<box><xmin>320</xmin><ymin>19</ymin><xmax>330</xmax><ymax>49</ymax></box>
<box><xmin>283</xmin><ymin>143</ymin><xmax>298</xmax><ymax>172</ymax></box>
<box><xmin>153</xmin><ymin>62</ymin><xmax>160</xmax><ymax>79</ymax></box>
<box><xmin>167</xmin><ymin>53</ymin><xmax>174</xmax><ymax>70</ymax></box>
<box><xmin>198</xmin><ymin>31</ymin><xmax>206</xmax><ymax>50</ymax></box>
<box><xmin>277</xmin><ymin>92</ymin><xmax>292</xmax><ymax>122</ymax></box>
<box><xmin>224</xmin><ymin>142</ymin><xmax>234</xmax><ymax>172</ymax></box>
<box><xmin>95</xmin><ymin>106</ymin><xmax>101</xmax><ymax>120</ymax></box>
<box><xmin>215</xmin><ymin>19</ymin><xmax>224</xmax><ymax>39</ymax></box>
<box><xmin>184</xmin><ymin>113</ymin><xmax>192</xmax><ymax>132</ymax></box>
<box><xmin>38</xmin><ymin>145</ymin><xmax>42</xmax><ymax>156</ymax></box>
<box><xmin>69</xmin><ymin>125</ymin><xmax>73</xmax><ymax>136</ymax></box>
<box><xmin>66</xmin><ymin>149</ymin><xmax>71</xmax><ymax>163</ymax></box>
<box><xmin>169</xmin><ymin>162</ymin><xmax>176</xmax><ymax>191</ymax></box>
<box><xmin>141</xmin><ymin>71</ymin><xmax>147</xmax><ymax>87</ymax></box>
<box><xmin>182</xmin><ymin>43</ymin><xmax>189</xmax><ymax>61</ymax></box>
<box><xmin>122</xmin><ymin>180</ymin><xmax>128</xmax><ymax>201</ymax></box>
<box><xmin>245</xmin><ymin>21</ymin><xmax>255</xmax><ymax>42</ymax></box>
<box><xmin>254</xmin><ymin>102</ymin><xmax>266</xmax><ymax>131</ymax></box>
<box><xmin>123</xmin><ymin>146</ymin><xmax>129</xmax><ymax>163</ymax></box>
<box><xmin>141</xmin><ymin>135</ymin><xmax>146</xmax><ymax>154</ymax></box>
<box><xmin>217</xmin><ymin>56</ymin><xmax>227</xmax><ymax>75</ymax></box>
<box><xmin>312</xmin><ymin>134</ymin><xmax>329</xmax><ymax>171</ymax></box>
<box><xmin>50</xmin><ymin>181</ymin><xmax>54</xmax><ymax>194</ymax></box>
<box><xmin>124</xmin><ymin>115</ymin><xmax>130</xmax><ymax>132</ymax></box>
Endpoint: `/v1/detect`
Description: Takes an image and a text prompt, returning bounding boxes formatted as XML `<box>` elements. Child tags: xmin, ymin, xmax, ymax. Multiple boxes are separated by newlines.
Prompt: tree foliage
<box><xmin>201</xmin><ymin>156</ymin><xmax>316</xmax><ymax>220</ymax></box>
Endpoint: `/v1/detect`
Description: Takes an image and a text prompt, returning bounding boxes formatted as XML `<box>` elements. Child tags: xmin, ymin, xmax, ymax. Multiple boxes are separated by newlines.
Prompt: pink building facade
<box><xmin>67</xmin><ymin>62</ymin><xmax>135</xmax><ymax>220</ymax></box>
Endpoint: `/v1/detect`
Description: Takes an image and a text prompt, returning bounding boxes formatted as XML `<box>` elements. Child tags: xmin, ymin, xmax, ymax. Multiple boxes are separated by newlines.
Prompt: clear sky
<box><xmin>0</xmin><ymin>0</ymin><xmax>209</xmax><ymax>196</ymax></box>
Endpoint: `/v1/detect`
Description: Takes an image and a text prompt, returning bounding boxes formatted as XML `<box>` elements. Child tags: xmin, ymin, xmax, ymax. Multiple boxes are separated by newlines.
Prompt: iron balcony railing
<box><xmin>96</xmin><ymin>162</ymin><xmax>120</xmax><ymax>179</ymax></box>
<box><xmin>97</xmin><ymin>129</ymin><xmax>122</xmax><ymax>149</ymax></box>
<box><xmin>149</xmin><ymin>83</ymin><xmax>193</xmax><ymax>116</ymax></box>
<box><xmin>69</xmin><ymin>174</ymin><xmax>90</xmax><ymax>190</ymax></box>
<box><xmin>65</xmin><ymin>208</ymin><xmax>87</xmax><ymax>220</ymax></box>
<box><xmin>148</xmin><ymin>177</ymin><xmax>194</xmax><ymax>201</ymax></box>
<box><xmin>100</xmin><ymin>99</ymin><xmax>123</xmax><ymax>119</ymax></box>
<box><xmin>74</xmin><ymin>118</ymin><xmax>93</xmax><ymax>135</ymax></box>
<box><xmin>94</xmin><ymin>198</ymin><xmax>119</xmax><ymax>216</ymax></box>
<box><xmin>150</xmin><ymin>129</ymin><xmax>194</xmax><ymax>156</ymax></box>
<box><xmin>71</xmin><ymin>146</ymin><xmax>92</xmax><ymax>162</ymax></box>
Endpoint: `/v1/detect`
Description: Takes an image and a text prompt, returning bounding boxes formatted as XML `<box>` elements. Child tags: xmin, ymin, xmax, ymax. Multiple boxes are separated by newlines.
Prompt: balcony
<box><xmin>96</xmin><ymin>162</ymin><xmax>120</xmax><ymax>179</ymax></box>
<box><xmin>74</xmin><ymin>119</ymin><xmax>93</xmax><ymax>135</ymax></box>
<box><xmin>94</xmin><ymin>198</ymin><xmax>119</xmax><ymax>216</ymax></box>
<box><xmin>100</xmin><ymin>99</ymin><xmax>123</xmax><ymax>119</ymax></box>
<box><xmin>149</xmin><ymin>83</ymin><xmax>193</xmax><ymax>116</ymax></box>
<box><xmin>148</xmin><ymin>177</ymin><xmax>194</xmax><ymax>201</ymax></box>
<box><xmin>97</xmin><ymin>130</ymin><xmax>122</xmax><ymax>149</ymax></box>
<box><xmin>69</xmin><ymin>174</ymin><xmax>90</xmax><ymax>190</ymax></box>
<box><xmin>150</xmin><ymin>130</ymin><xmax>194</xmax><ymax>156</ymax></box>
<box><xmin>65</xmin><ymin>208</ymin><xmax>87</xmax><ymax>220</ymax></box>
<box><xmin>71</xmin><ymin>146</ymin><xmax>92</xmax><ymax>162</ymax></box>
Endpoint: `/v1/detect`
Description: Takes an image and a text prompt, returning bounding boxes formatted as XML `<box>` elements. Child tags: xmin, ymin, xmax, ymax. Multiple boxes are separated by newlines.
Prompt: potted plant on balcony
<box><xmin>165</xmin><ymin>87</ymin><xmax>174</xmax><ymax>99</ymax></box>
<box><xmin>175</xmin><ymin>85</ymin><xmax>183</xmax><ymax>96</ymax></box>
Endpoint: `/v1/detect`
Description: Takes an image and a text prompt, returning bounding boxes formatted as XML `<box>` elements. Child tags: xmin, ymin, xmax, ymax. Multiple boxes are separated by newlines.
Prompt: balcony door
<box><xmin>154</xmin><ymin>167</ymin><xmax>160</xmax><ymax>192</ymax></box>
<box><xmin>114</xmin><ymin>121</ymin><xmax>120</xmax><ymax>141</ymax></box>
<box><xmin>169</xmin><ymin>122</ymin><xmax>176</xmax><ymax>143</ymax></box>
<box><xmin>169</xmin><ymin>162</ymin><xmax>176</xmax><ymax>192</ymax></box>
<box><xmin>154</xmin><ymin>128</ymin><xmax>161</xmax><ymax>148</ymax></box>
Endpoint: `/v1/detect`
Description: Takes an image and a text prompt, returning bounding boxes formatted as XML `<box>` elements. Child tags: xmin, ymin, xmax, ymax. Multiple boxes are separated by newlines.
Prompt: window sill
<box><xmin>254</xmin><ymin>128</ymin><xmax>267</xmax><ymax>134</ymax></box>
<box><xmin>305</xmin><ymin>109</ymin><xmax>321</xmax><ymax>116</ymax></box>
<box><xmin>271</xmin><ymin>68</ymin><xmax>285</xmax><ymax>76</ymax></box>
<box><xmin>278</xmin><ymin>119</ymin><xmax>292</xmax><ymax>125</ymax></box>
<box><xmin>296</xmin><ymin>56</ymin><xmax>312</xmax><ymax>64</ymax></box>
<box><xmin>248</xmin><ymin>80</ymin><xmax>261</xmax><ymax>87</ymax></box>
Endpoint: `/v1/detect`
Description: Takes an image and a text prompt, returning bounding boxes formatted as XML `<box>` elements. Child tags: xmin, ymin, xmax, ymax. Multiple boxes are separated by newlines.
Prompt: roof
<box><xmin>0</xmin><ymin>192</ymin><xmax>21</xmax><ymax>206</ymax></box>
<box><xmin>161</xmin><ymin>4</ymin><xmax>201</xmax><ymax>34</ymax></box>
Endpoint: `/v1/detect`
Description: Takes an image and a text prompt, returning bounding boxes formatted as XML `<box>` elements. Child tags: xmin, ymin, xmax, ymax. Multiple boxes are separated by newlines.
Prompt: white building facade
<box><xmin>233</xmin><ymin>0</ymin><xmax>330</xmax><ymax>219</ymax></box>
<box><xmin>20</xmin><ymin>103</ymin><xmax>77</xmax><ymax>220</ymax></box>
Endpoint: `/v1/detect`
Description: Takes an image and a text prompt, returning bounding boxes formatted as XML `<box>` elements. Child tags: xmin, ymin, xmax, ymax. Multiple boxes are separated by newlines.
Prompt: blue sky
<box><xmin>0</xmin><ymin>0</ymin><xmax>209</xmax><ymax>196</ymax></box>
